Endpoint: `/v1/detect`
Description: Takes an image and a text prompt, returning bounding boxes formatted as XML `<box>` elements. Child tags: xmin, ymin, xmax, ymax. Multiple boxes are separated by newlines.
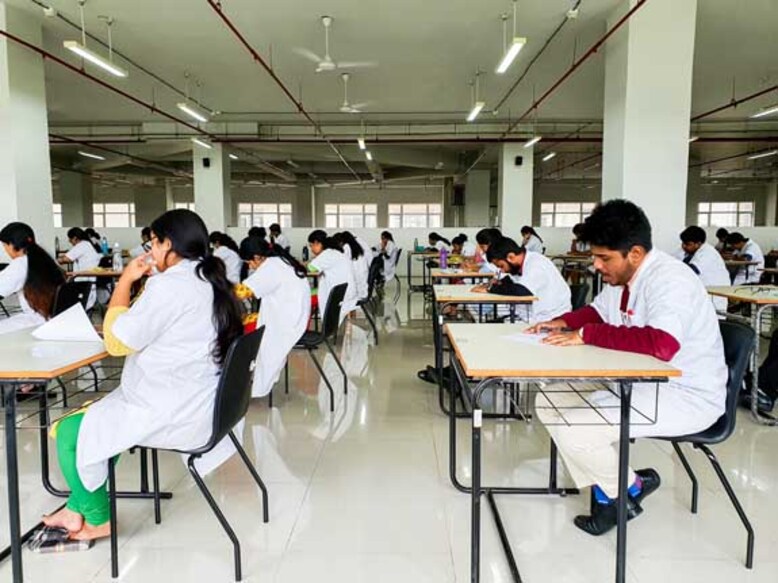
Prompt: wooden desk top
<box><xmin>0</xmin><ymin>328</ymin><xmax>108</xmax><ymax>380</ymax></box>
<box><xmin>552</xmin><ymin>254</ymin><xmax>593</xmax><ymax>262</ymax></box>
<box><xmin>430</xmin><ymin>269</ymin><xmax>495</xmax><ymax>279</ymax></box>
<box><xmin>69</xmin><ymin>269</ymin><xmax>123</xmax><ymax>279</ymax></box>
<box><xmin>724</xmin><ymin>260</ymin><xmax>760</xmax><ymax>267</ymax></box>
<box><xmin>445</xmin><ymin>322</ymin><xmax>680</xmax><ymax>379</ymax></box>
<box><xmin>759</xmin><ymin>268</ymin><xmax>778</xmax><ymax>274</ymax></box>
<box><xmin>433</xmin><ymin>285</ymin><xmax>536</xmax><ymax>304</ymax></box>
<box><xmin>707</xmin><ymin>285</ymin><xmax>778</xmax><ymax>305</ymax></box>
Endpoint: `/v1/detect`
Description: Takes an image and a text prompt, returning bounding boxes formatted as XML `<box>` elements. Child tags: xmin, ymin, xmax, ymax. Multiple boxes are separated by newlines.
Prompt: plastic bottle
<box><xmin>302</xmin><ymin>246</ymin><xmax>309</xmax><ymax>262</ymax></box>
<box><xmin>54</xmin><ymin>236</ymin><xmax>61</xmax><ymax>255</ymax></box>
<box><xmin>414</xmin><ymin>237</ymin><xmax>419</xmax><ymax>252</ymax></box>
<box><xmin>100</xmin><ymin>236</ymin><xmax>109</xmax><ymax>255</ymax></box>
<box><xmin>439</xmin><ymin>247</ymin><xmax>449</xmax><ymax>270</ymax></box>
<box><xmin>112</xmin><ymin>243</ymin><xmax>123</xmax><ymax>271</ymax></box>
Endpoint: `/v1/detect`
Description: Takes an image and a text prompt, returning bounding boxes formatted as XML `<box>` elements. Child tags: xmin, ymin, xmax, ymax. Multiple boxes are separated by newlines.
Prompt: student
<box><xmin>481</xmin><ymin>237</ymin><xmax>572</xmax><ymax>324</ymax></box>
<box><xmin>714</xmin><ymin>228</ymin><xmax>730</xmax><ymax>253</ymax></box>
<box><xmin>528</xmin><ymin>200</ymin><xmax>727</xmax><ymax>536</ymax></box>
<box><xmin>427</xmin><ymin>232</ymin><xmax>450</xmax><ymax>251</ymax></box>
<box><xmin>451</xmin><ymin>233</ymin><xmax>477</xmax><ymax>257</ymax></box>
<box><xmin>566</xmin><ymin>223</ymin><xmax>592</xmax><ymax>284</ymax></box>
<box><xmin>520</xmin><ymin>226</ymin><xmax>544</xmax><ymax>254</ymax></box>
<box><xmin>727</xmin><ymin>232</ymin><xmax>764</xmax><ymax>284</ymax></box>
<box><xmin>308</xmin><ymin>229</ymin><xmax>355</xmax><ymax>323</ymax></box>
<box><xmin>334</xmin><ymin>232</ymin><xmax>370</xmax><ymax>303</ymax></box>
<box><xmin>679</xmin><ymin>226</ymin><xmax>729</xmax><ymax>311</ymax></box>
<box><xmin>43</xmin><ymin>209</ymin><xmax>244</xmax><ymax>541</ymax></box>
<box><xmin>58</xmin><ymin>227</ymin><xmax>101</xmax><ymax>308</ymax></box>
<box><xmin>269</xmin><ymin>223</ymin><xmax>290</xmax><ymax>251</ymax></box>
<box><xmin>570</xmin><ymin>223</ymin><xmax>590</xmax><ymax>254</ymax></box>
<box><xmin>379</xmin><ymin>230</ymin><xmax>398</xmax><ymax>283</ymax></box>
<box><xmin>209</xmin><ymin>231</ymin><xmax>242</xmax><ymax>285</ymax></box>
<box><xmin>84</xmin><ymin>228</ymin><xmax>103</xmax><ymax>253</ymax></box>
<box><xmin>248</xmin><ymin>226</ymin><xmax>267</xmax><ymax>241</ymax></box>
<box><xmin>129</xmin><ymin>227</ymin><xmax>152</xmax><ymax>258</ymax></box>
<box><xmin>475</xmin><ymin>228</ymin><xmax>503</xmax><ymax>274</ymax></box>
<box><xmin>239</xmin><ymin>236</ymin><xmax>311</xmax><ymax>397</ymax></box>
<box><xmin>0</xmin><ymin>222</ymin><xmax>65</xmax><ymax>334</ymax></box>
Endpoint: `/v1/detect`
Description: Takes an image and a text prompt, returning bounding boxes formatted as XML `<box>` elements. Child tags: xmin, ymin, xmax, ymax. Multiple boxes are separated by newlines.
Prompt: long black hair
<box><xmin>521</xmin><ymin>226</ymin><xmax>543</xmax><ymax>243</ymax></box>
<box><xmin>239</xmin><ymin>236</ymin><xmax>307</xmax><ymax>278</ymax></box>
<box><xmin>381</xmin><ymin>230</ymin><xmax>394</xmax><ymax>242</ymax></box>
<box><xmin>209</xmin><ymin>231</ymin><xmax>240</xmax><ymax>254</ymax></box>
<box><xmin>307</xmin><ymin>229</ymin><xmax>341</xmax><ymax>252</ymax></box>
<box><xmin>84</xmin><ymin>227</ymin><xmax>102</xmax><ymax>252</ymax></box>
<box><xmin>248</xmin><ymin>226</ymin><xmax>267</xmax><ymax>240</ymax></box>
<box><xmin>67</xmin><ymin>227</ymin><xmax>89</xmax><ymax>243</ymax></box>
<box><xmin>476</xmin><ymin>228</ymin><xmax>502</xmax><ymax>247</ymax></box>
<box><xmin>429</xmin><ymin>232</ymin><xmax>451</xmax><ymax>246</ymax></box>
<box><xmin>334</xmin><ymin>231</ymin><xmax>364</xmax><ymax>261</ymax></box>
<box><xmin>0</xmin><ymin>222</ymin><xmax>64</xmax><ymax>318</ymax></box>
<box><xmin>150</xmin><ymin>210</ymin><xmax>243</xmax><ymax>366</ymax></box>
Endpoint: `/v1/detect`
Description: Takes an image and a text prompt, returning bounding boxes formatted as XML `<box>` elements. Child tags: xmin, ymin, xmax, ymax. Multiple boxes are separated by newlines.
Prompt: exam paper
<box><xmin>502</xmin><ymin>332</ymin><xmax>549</xmax><ymax>346</ymax></box>
<box><xmin>32</xmin><ymin>304</ymin><xmax>102</xmax><ymax>343</ymax></box>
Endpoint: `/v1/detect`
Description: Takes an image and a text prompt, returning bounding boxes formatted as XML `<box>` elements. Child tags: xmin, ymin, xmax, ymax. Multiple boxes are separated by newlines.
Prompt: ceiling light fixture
<box><xmin>747</xmin><ymin>150</ymin><xmax>778</xmax><ymax>160</ymax></box>
<box><xmin>365</xmin><ymin>151</ymin><xmax>373</xmax><ymax>161</ymax></box>
<box><xmin>358</xmin><ymin>138</ymin><xmax>366</xmax><ymax>150</ymax></box>
<box><xmin>523</xmin><ymin>135</ymin><xmax>542</xmax><ymax>148</ymax></box>
<box><xmin>177</xmin><ymin>102</ymin><xmax>209</xmax><ymax>123</ymax></box>
<box><xmin>466</xmin><ymin>72</ymin><xmax>486</xmax><ymax>123</ymax></box>
<box><xmin>64</xmin><ymin>4</ymin><xmax>127</xmax><ymax>78</ymax></box>
<box><xmin>750</xmin><ymin>104</ymin><xmax>778</xmax><ymax>119</ymax></box>
<box><xmin>229</xmin><ymin>153</ymin><xmax>239</xmax><ymax>160</ymax></box>
<box><xmin>496</xmin><ymin>2</ymin><xmax>526</xmax><ymax>75</ymax></box>
<box><xmin>286</xmin><ymin>159</ymin><xmax>300</xmax><ymax>168</ymax></box>
<box><xmin>191</xmin><ymin>137</ymin><xmax>212</xmax><ymax>149</ymax></box>
<box><xmin>688</xmin><ymin>136</ymin><xmax>699</xmax><ymax>143</ymax></box>
<box><xmin>78</xmin><ymin>150</ymin><xmax>106</xmax><ymax>160</ymax></box>
<box><xmin>542</xmin><ymin>152</ymin><xmax>557</xmax><ymax>162</ymax></box>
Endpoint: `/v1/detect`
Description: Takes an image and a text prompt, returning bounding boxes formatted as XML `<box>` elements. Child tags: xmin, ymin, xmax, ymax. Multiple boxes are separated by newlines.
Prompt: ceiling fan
<box><xmin>294</xmin><ymin>16</ymin><xmax>378</xmax><ymax>74</ymax></box>
<box><xmin>339</xmin><ymin>73</ymin><xmax>369</xmax><ymax>114</ymax></box>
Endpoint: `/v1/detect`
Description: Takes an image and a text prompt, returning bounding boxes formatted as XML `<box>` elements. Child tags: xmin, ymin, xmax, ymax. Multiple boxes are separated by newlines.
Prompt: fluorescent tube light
<box><xmin>358</xmin><ymin>138</ymin><xmax>366</xmax><ymax>150</ymax></box>
<box><xmin>542</xmin><ymin>152</ymin><xmax>557</xmax><ymax>162</ymax></box>
<box><xmin>365</xmin><ymin>151</ymin><xmax>373</xmax><ymax>161</ymax></box>
<box><xmin>523</xmin><ymin>135</ymin><xmax>542</xmax><ymax>148</ymax></box>
<box><xmin>750</xmin><ymin>104</ymin><xmax>778</xmax><ymax>119</ymax></box>
<box><xmin>63</xmin><ymin>40</ymin><xmax>128</xmax><ymax>78</ymax></box>
<box><xmin>229</xmin><ymin>154</ymin><xmax>239</xmax><ymax>160</ymax></box>
<box><xmin>286</xmin><ymin>159</ymin><xmax>300</xmax><ymax>168</ymax></box>
<box><xmin>466</xmin><ymin>101</ymin><xmax>485</xmax><ymax>122</ymax></box>
<box><xmin>747</xmin><ymin>150</ymin><xmax>778</xmax><ymax>160</ymax></box>
<box><xmin>78</xmin><ymin>151</ymin><xmax>106</xmax><ymax>161</ymax></box>
<box><xmin>688</xmin><ymin>136</ymin><xmax>699</xmax><ymax>143</ymax></box>
<box><xmin>191</xmin><ymin>137</ymin><xmax>212</xmax><ymax>149</ymax></box>
<box><xmin>177</xmin><ymin>102</ymin><xmax>210</xmax><ymax>123</ymax></box>
<box><xmin>496</xmin><ymin>37</ymin><xmax>526</xmax><ymax>74</ymax></box>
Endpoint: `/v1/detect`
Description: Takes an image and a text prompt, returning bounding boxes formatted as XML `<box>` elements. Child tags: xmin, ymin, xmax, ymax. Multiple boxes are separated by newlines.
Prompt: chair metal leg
<box><xmin>268</xmin><ymin>387</ymin><xmax>273</xmax><ymax>409</ymax></box>
<box><xmin>55</xmin><ymin>377</ymin><xmax>69</xmax><ymax>408</ymax></box>
<box><xmin>308</xmin><ymin>349</ymin><xmax>334</xmax><ymax>412</ymax></box>
<box><xmin>187</xmin><ymin>456</ymin><xmax>243</xmax><ymax>582</ymax></box>
<box><xmin>228</xmin><ymin>431</ymin><xmax>269</xmax><ymax>523</ymax></box>
<box><xmin>392</xmin><ymin>276</ymin><xmax>401</xmax><ymax>304</ymax></box>
<box><xmin>108</xmin><ymin>458</ymin><xmax>119</xmax><ymax>579</ymax></box>
<box><xmin>284</xmin><ymin>360</ymin><xmax>290</xmax><ymax>394</ymax></box>
<box><xmin>89</xmin><ymin>364</ymin><xmax>99</xmax><ymax>391</ymax></box>
<box><xmin>324</xmin><ymin>339</ymin><xmax>348</xmax><ymax>395</ymax></box>
<box><xmin>696</xmin><ymin>444</ymin><xmax>754</xmax><ymax>569</ymax></box>
<box><xmin>151</xmin><ymin>450</ymin><xmax>162</xmax><ymax>525</ymax></box>
<box><xmin>672</xmin><ymin>442</ymin><xmax>699</xmax><ymax>514</ymax></box>
<box><xmin>0</xmin><ymin>300</ymin><xmax>9</xmax><ymax>318</ymax></box>
<box><xmin>360</xmin><ymin>303</ymin><xmax>379</xmax><ymax>345</ymax></box>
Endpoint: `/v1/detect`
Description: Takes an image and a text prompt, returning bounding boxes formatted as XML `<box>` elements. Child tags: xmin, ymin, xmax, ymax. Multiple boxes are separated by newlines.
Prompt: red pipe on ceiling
<box><xmin>691</xmin><ymin>84</ymin><xmax>778</xmax><ymax>122</ymax></box>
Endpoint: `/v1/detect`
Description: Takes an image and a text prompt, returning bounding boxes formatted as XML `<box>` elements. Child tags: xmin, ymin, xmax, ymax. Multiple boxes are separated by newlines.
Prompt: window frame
<box><xmin>539</xmin><ymin>201</ymin><xmax>596</xmax><ymax>228</ymax></box>
<box><xmin>324</xmin><ymin>203</ymin><xmax>377</xmax><ymax>229</ymax></box>
<box><xmin>387</xmin><ymin>203</ymin><xmax>442</xmax><ymax>229</ymax></box>
<box><xmin>237</xmin><ymin>202</ymin><xmax>293</xmax><ymax>229</ymax></box>
<box><xmin>92</xmin><ymin>202</ymin><xmax>136</xmax><ymax>228</ymax></box>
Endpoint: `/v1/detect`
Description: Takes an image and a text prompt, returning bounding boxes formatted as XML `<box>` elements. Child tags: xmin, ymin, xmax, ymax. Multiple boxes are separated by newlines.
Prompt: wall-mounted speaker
<box><xmin>514</xmin><ymin>156</ymin><xmax>523</xmax><ymax>167</ymax></box>
<box><xmin>203</xmin><ymin>157</ymin><xmax>211</xmax><ymax>168</ymax></box>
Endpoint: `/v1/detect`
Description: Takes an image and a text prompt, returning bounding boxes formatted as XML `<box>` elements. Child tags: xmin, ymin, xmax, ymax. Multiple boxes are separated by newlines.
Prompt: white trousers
<box><xmin>536</xmin><ymin>383</ymin><xmax>723</xmax><ymax>498</ymax></box>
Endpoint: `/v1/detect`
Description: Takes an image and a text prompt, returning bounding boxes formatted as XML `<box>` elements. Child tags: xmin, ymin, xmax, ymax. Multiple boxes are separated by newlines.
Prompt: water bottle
<box><xmin>440</xmin><ymin>247</ymin><xmax>449</xmax><ymax>270</ymax></box>
<box><xmin>302</xmin><ymin>246</ymin><xmax>309</xmax><ymax>262</ymax></box>
<box><xmin>100</xmin><ymin>237</ymin><xmax>109</xmax><ymax>255</ymax></box>
<box><xmin>112</xmin><ymin>243</ymin><xmax>123</xmax><ymax>271</ymax></box>
<box><xmin>54</xmin><ymin>236</ymin><xmax>61</xmax><ymax>255</ymax></box>
<box><xmin>414</xmin><ymin>237</ymin><xmax>419</xmax><ymax>252</ymax></box>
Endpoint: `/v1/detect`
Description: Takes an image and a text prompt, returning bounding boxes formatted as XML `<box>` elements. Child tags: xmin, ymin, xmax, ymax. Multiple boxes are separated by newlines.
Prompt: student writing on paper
<box><xmin>475</xmin><ymin>228</ymin><xmax>503</xmax><ymax>276</ymax></box>
<box><xmin>378</xmin><ymin>230</ymin><xmax>398</xmax><ymax>283</ymax></box>
<box><xmin>520</xmin><ymin>226</ymin><xmax>544</xmax><ymax>254</ymax></box>
<box><xmin>239</xmin><ymin>236</ymin><xmax>311</xmax><ymax>397</ymax></box>
<box><xmin>43</xmin><ymin>209</ymin><xmax>244</xmax><ymax>541</ymax></box>
<box><xmin>58</xmin><ymin>228</ymin><xmax>101</xmax><ymax>308</ymax></box>
<box><xmin>333</xmin><ymin>232</ymin><xmax>370</xmax><ymax>305</ymax></box>
<box><xmin>209</xmin><ymin>231</ymin><xmax>243</xmax><ymax>285</ymax></box>
<box><xmin>0</xmin><ymin>222</ymin><xmax>65</xmax><ymax>334</ymax></box>
<box><xmin>678</xmin><ymin>226</ymin><xmax>729</xmax><ymax>311</ymax></box>
<box><xmin>727</xmin><ymin>231</ymin><xmax>764</xmax><ymax>285</ymax></box>
<box><xmin>426</xmin><ymin>232</ymin><xmax>450</xmax><ymax>252</ymax></box>
<box><xmin>307</xmin><ymin>230</ymin><xmax>355</xmax><ymax>323</ymax></box>
<box><xmin>527</xmin><ymin>200</ymin><xmax>727</xmax><ymax>536</ymax></box>
<box><xmin>269</xmin><ymin>223</ymin><xmax>291</xmax><ymax>251</ymax></box>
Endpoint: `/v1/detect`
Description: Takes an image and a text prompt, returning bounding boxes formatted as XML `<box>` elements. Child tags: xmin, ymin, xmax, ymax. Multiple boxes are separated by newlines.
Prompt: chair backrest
<box><xmin>52</xmin><ymin>281</ymin><xmax>93</xmax><ymax>316</ymax></box>
<box><xmin>321</xmin><ymin>283</ymin><xmax>348</xmax><ymax>340</ymax></box>
<box><xmin>366</xmin><ymin>257</ymin><xmax>383</xmax><ymax>300</ymax></box>
<box><xmin>393</xmin><ymin>248</ymin><xmax>403</xmax><ymax>267</ymax></box>
<box><xmin>712</xmin><ymin>320</ymin><xmax>755</xmax><ymax>442</ymax></box>
<box><xmin>569</xmin><ymin>283</ymin><xmax>590</xmax><ymax>310</ymax></box>
<box><xmin>198</xmin><ymin>327</ymin><xmax>266</xmax><ymax>452</ymax></box>
<box><xmin>99</xmin><ymin>256</ymin><xmax>113</xmax><ymax>269</ymax></box>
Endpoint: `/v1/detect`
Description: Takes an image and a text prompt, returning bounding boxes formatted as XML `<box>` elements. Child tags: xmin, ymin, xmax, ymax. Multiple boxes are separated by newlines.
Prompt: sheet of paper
<box><xmin>32</xmin><ymin>304</ymin><xmax>103</xmax><ymax>343</ymax></box>
<box><xmin>502</xmin><ymin>332</ymin><xmax>549</xmax><ymax>346</ymax></box>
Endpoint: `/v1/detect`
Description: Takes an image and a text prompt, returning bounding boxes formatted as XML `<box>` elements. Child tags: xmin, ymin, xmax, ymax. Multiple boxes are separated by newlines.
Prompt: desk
<box><xmin>708</xmin><ymin>285</ymin><xmax>778</xmax><ymax>426</ymax></box>
<box><xmin>445</xmin><ymin>323</ymin><xmax>678</xmax><ymax>583</ymax></box>
<box><xmin>724</xmin><ymin>260</ymin><xmax>760</xmax><ymax>284</ymax></box>
<box><xmin>429</xmin><ymin>269</ymin><xmax>495</xmax><ymax>283</ymax></box>
<box><xmin>67</xmin><ymin>269</ymin><xmax>123</xmax><ymax>279</ymax></box>
<box><xmin>406</xmin><ymin>251</ymin><xmax>438</xmax><ymax>293</ymax></box>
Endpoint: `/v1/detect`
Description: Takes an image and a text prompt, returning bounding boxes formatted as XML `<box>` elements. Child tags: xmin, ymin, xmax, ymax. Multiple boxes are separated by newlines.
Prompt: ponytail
<box><xmin>521</xmin><ymin>226</ymin><xmax>543</xmax><ymax>243</ymax></box>
<box><xmin>334</xmin><ymin>231</ymin><xmax>364</xmax><ymax>261</ymax></box>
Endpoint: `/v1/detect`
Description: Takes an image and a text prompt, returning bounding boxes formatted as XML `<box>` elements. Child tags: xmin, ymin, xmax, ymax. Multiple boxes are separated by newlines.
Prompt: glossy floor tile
<box><xmin>1</xmin><ymin>292</ymin><xmax>777</xmax><ymax>582</ymax></box>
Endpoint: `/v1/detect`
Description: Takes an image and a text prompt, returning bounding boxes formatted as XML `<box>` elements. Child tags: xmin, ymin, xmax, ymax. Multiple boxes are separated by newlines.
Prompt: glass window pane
<box><xmin>339</xmin><ymin>204</ymin><xmax>363</xmax><ymax>213</ymax></box>
<box><xmin>697</xmin><ymin>214</ymin><xmax>709</xmax><ymax>227</ymax></box>
<box><xmin>388</xmin><ymin>204</ymin><xmax>401</xmax><ymax>214</ymax></box>
<box><xmin>403</xmin><ymin>204</ymin><xmax>427</xmax><ymax>213</ymax></box>
<box><xmin>325</xmin><ymin>204</ymin><xmax>337</xmax><ymax>213</ymax></box>
<box><xmin>556</xmin><ymin>203</ymin><xmax>580</xmax><ymax>213</ymax></box>
<box><xmin>281</xmin><ymin>215</ymin><xmax>293</xmax><ymax>228</ymax></box>
<box><xmin>540</xmin><ymin>203</ymin><xmax>554</xmax><ymax>213</ymax></box>
<box><xmin>365</xmin><ymin>204</ymin><xmax>377</xmax><ymax>213</ymax></box>
<box><xmin>105</xmin><ymin>203</ymin><xmax>128</xmax><ymax>213</ymax></box>
<box><xmin>403</xmin><ymin>215</ymin><xmax>427</xmax><ymax>228</ymax></box>
<box><xmin>93</xmin><ymin>216</ymin><xmax>104</xmax><ymax>228</ymax></box>
<box><xmin>428</xmin><ymin>215</ymin><xmax>441</xmax><ymax>228</ymax></box>
<box><xmin>279</xmin><ymin>204</ymin><xmax>292</xmax><ymax>213</ymax></box>
<box><xmin>388</xmin><ymin>216</ymin><xmax>402</xmax><ymax>228</ymax></box>
<box><xmin>255</xmin><ymin>203</ymin><xmax>276</xmax><ymax>212</ymax></box>
<box><xmin>238</xmin><ymin>203</ymin><xmax>251</xmax><ymax>212</ymax></box>
<box><xmin>697</xmin><ymin>202</ymin><xmax>710</xmax><ymax>212</ymax></box>
<box><xmin>738</xmin><ymin>214</ymin><xmax>753</xmax><ymax>227</ymax></box>
<box><xmin>105</xmin><ymin>214</ymin><xmax>130</xmax><ymax>228</ymax></box>
<box><xmin>581</xmin><ymin>203</ymin><xmax>596</xmax><ymax>212</ymax></box>
<box><xmin>739</xmin><ymin>202</ymin><xmax>754</xmax><ymax>212</ymax></box>
<box><xmin>428</xmin><ymin>204</ymin><xmax>442</xmax><ymax>213</ymax></box>
<box><xmin>711</xmin><ymin>202</ymin><xmax>737</xmax><ymax>213</ymax></box>
<box><xmin>365</xmin><ymin>215</ymin><xmax>377</xmax><ymax>228</ymax></box>
<box><xmin>325</xmin><ymin>215</ymin><xmax>338</xmax><ymax>228</ymax></box>
<box><xmin>540</xmin><ymin>214</ymin><xmax>554</xmax><ymax>227</ymax></box>
<box><xmin>556</xmin><ymin>214</ymin><xmax>581</xmax><ymax>227</ymax></box>
<box><xmin>710</xmin><ymin>212</ymin><xmax>737</xmax><ymax>226</ymax></box>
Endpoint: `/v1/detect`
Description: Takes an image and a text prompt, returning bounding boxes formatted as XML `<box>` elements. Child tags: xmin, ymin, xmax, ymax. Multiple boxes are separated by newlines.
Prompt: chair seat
<box><xmin>654</xmin><ymin>414</ymin><xmax>729</xmax><ymax>446</ymax></box>
<box><xmin>296</xmin><ymin>330</ymin><xmax>324</xmax><ymax>349</ymax></box>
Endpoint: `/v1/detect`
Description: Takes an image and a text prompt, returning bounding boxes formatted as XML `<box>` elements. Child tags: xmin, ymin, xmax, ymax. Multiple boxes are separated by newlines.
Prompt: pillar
<box><xmin>497</xmin><ymin>143</ymin><xmax>534</xmax><ymax>230</ymax></box>
<box><xmin>602</xmin><ymin>0</ymin><xmax>697</xmax><ymax>251</ymax></box>
<box><xmin>193</xmin><ymin>143</ymin><xmax>231</xmax><ymax>231</ymax></box>
<box><xmin>59</xmin><ymin>171</ymin><xmax>94</xmax><ymax>226</ymax></box>
<box><xmin>765</xmin><ymin>181</ymin><xmax>778</xmax><ymax>227</ymax></box>
<box><xmin>135</xmin><ymin>185</ymin><xmax>167</xmax><ymax>227</ymax></box>
<box><xmin>165</xmin><ymin>179</ymin><xmax>175</xmax><ymax>211</ymax></box>
<box><xmin>465</xmin><ymin>169</ymin><xmax>490</xmax><ymax>227</ymax></box>
<box><xmin>0</xmin><ymin>4</ymin><xmax>55</xmax><ymax>251</ymax></box>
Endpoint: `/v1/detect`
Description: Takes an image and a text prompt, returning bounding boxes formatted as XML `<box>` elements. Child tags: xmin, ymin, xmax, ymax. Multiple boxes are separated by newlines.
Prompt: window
<box><xmin>388</xmin><ymin>203</ymin><xmax>442</xmax><ymax>229</ymax></box>
<box><xmin>697</xmin><ymin>202</ymin><xmax>753</xmax><ymax>228</ymax></box>
<box><xmin>174</xmin><ymin>202</ymin><xmax>196</xmax><ymax>211</ymax></box>
<box><xmin>52</xmin><ymin>204</ymin><xmax>62</xmax><ymax>228</ymax></box>
<box><xmin>324</xmin><ymin>204</ymin><xmax>377</xmax><ymax>229</ymax></box>
<box><xmin>238</xmin><ymin>203</ymin><xmax>292</xmax><ymax>228</ymax></box>
<box><xmin>539</xmin><ymin>202</ymin><xmax>596</xmax><ymax>227</ymax></box>
<box><xmin>92</xmin><ymin>203</ymin><xmax>136</xmax><ymax>228</ymax></box>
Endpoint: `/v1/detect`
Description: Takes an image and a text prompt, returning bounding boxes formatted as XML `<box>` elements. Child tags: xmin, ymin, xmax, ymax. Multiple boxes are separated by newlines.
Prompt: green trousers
<box><xmin>55</xmin><ymin>412</ymin><xmax>118</xmax><ymax>526</ymax></box>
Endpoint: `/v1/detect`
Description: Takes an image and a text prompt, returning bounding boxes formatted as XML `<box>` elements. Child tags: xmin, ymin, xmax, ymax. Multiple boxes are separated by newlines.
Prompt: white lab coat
<box><xmin>273</xmin><ymin>233</ymin><xmax>290</xmax><ymax>251</ymax></box>
<box><xmin>381</xmin><ymin>240</ymin><xmax>398</xmax><ymax>282</ymax></box>
<box><xmin>66</xmin><ymin>241</ymin><xmax>100</xmax><ymax>308</ymax></box>
<box><xmin>356</xmin><ymin>237</ymin><xmax>375</xmax><ymax>263</ymax></box>
<box><xmin>0</xmin><ymin>255</ymin><xmax>46</xmax><ymax>334</ymax></box>
<box><xmin>733</xmin><ymin>239</ymin><xmax>764</xmax><ymax>285</ymax></box>
<box><xmin>244</xmin><ymin>257</ymin><xmax>310</xmax><ymax>397</ymax></box>
<box><xmin>461</xmin><ymin>241</ymin><xmax>477</xmax><ymax>257</ymax></box>
<box><xmin>76</xmin><ymin>260</ymin><xmax>235</xmax><ymax>491</ymax></box>
<box><xmin>511</xmin><ymin>251</ymin><xmax>572</xmax><ymax>324</ymax></box>
<box><xmin>586</xmin><ymin>250</ymin><xmax>728</xmax><ymax>438</ymax></box>
<box><xmin>310</xmin><ymin>248</ymin><xmax>354</xmax><ymax>324</ymax></box>
<box><xmin>213</xmin><ymin>246</ymin><xmax>243</xmax><ymax>285</ymax></box>
<box><xmin>343</xmin><ymin>244</ymin><xmax>370</xmax><ymax>302</ymax></box>
<box><xmin>523</xmin><ymin>234</ymin><xmax>544</xmax><ymax>254</ymax></box>
<box><xmin>685</xmin><ymin>243</ymin><xmax>730</xmax><ymax>312</ymax></box>
<box><xmin>433</xmin><ymin>240</ymin><xmax>449</xmax><ymax>252</ymax></box>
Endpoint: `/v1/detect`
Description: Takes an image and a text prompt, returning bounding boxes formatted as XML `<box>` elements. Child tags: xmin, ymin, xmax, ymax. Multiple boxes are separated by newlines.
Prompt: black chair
<box><xmin>108</xmin><ymin>327</ymin><xmax>270</xmax><ymax>582</ymax></box>
<box><xmin>357</xmin><ymin>259</ymin><xmax>382</xmax><ymax>345</ymax></box>
<box><xmin>52</xmin><ymin>281</ymin><xmax>93</xmax><ymax>316</ymax></box>
<box><xmin>569</xmin><ymin>283</ymin><xmax>590</xmax><ymax>310</ymax></box>
<box><xmin>391</xmin><ymin>248</ymin><xmax>403</xmax><ymax>303</ymax></box>
<box><xmin>293</xmin><ymin>283</ymin><xmax>348</xmax><ymax>412</ymax></box>
<box><xmin>653</xmin><ymin>320</ymin><xmax>755</xmax><ymax>569</ymax></box>
<box><xmin>0</xmin><ymin>264</ymin><xmax>8</xmax><ymax>317</ymax></box>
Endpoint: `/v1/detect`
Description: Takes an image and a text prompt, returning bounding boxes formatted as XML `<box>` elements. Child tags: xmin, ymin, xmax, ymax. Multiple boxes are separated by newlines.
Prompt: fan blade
<box><xmin>349</xmin><ymin>102</ymin><xmax>370</xmax><ymax>110</ymax></box>
<box><xmin>293</xmin><ymin>47</ymin><xmax>325</xmax><ymax>64</ymax></box>
<box><xmin>336</xmin><ymin>61</ymin><xmax>378</xmax><ymax>69</ymax></box>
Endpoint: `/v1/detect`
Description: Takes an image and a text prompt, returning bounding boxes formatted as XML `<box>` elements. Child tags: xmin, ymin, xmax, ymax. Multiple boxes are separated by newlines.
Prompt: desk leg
<box><xmin>407</xmin><ymin>252</ymin><xmax>412</xmax><ymax>292</ymax></box>
<box><xmin>615</xmin><ymin>381</ymin><xmax>632</xmax><ymax>583</ymax></box>
<box><xmin>3</xmin><ymin>385</ymin><xmax>23</xmax><ymax>582</ymax></box>
<box><xmin>751</xmin><ymin>305</ymin><xmax>778</xmax><ymax>425</ymax></box>
<box><xmin>471</xmin><ymin>405</ymin><xmax>482</xmax><ymax>583</ymax></box>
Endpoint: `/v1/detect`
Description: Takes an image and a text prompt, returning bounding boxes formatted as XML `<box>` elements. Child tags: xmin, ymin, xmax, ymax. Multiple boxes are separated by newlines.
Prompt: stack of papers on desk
<box><xmin>33</xmin><ymin>304</ymin><xmax>102</xmax><ymax>343</ymax></box>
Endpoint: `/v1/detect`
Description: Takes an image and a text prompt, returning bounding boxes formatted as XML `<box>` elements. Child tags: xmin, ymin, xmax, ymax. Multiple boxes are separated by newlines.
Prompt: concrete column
<box><xmin>135</xmin><ymin>185</ymin><xmax>166</xmax><ymax>227</ymax></box>
<box><xmin>465</xmin><ymin>169</ymin><xmax>490</xmax><ymax>227</ymax></box>
<box><xmin>0</xmin><ymin>4</ymin><xmax>55</xmax><ymax>251</ymax></box>
<box><xmin>497</xmin><ymin>143</ymin><xmax>534</xmax><ymax>230</ymax></box>
<box><xmin>602</xmin><ymin>0</ymin><xmax>697</xmax><ymax>251</ymax></box>
<box><xmin>193</xmin><ymin>143</ymin><xmax>231</xmax><ymax>231</ymax></box>
<box><xmin>765</xmin><ymin>181</ymin><xmax>778</xmax><ymax>227</ymax></box>
<box><xmin>59</xmin><ymin>171</ymin><xmax>93</xmax><ymax>226</ymax></box>
<box><xmin>164</xmin><ymin>179</ymin><xmax>175</xmax><ymax>211</ymax></box>
<box><xmin>685</xmin><ymin>164</ymin><xmax>702</xmax><ymax>226</ymax></box>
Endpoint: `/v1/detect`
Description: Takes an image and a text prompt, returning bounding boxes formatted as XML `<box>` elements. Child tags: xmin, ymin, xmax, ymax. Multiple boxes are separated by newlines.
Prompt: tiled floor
<box><xmin>1</xmin><ymin>292</ymin><xmax>777</xmax><ymax>582</ymax></box>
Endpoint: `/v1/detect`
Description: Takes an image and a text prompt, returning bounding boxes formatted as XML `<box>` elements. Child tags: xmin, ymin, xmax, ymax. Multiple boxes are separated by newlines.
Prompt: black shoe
<box><xmin>632</xmin><ymin>468</ymin><xmax>661</xmax><ymax>505</ymax></box>
<box><xmin>574</xmin><ymin>497</ymin><xmax>643</xmax><ymax>536</ymax></box>
<box><xmin>739</xmin><ymin>389</ymin><xmax>775</xmax><ymax>415</ymax></box>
